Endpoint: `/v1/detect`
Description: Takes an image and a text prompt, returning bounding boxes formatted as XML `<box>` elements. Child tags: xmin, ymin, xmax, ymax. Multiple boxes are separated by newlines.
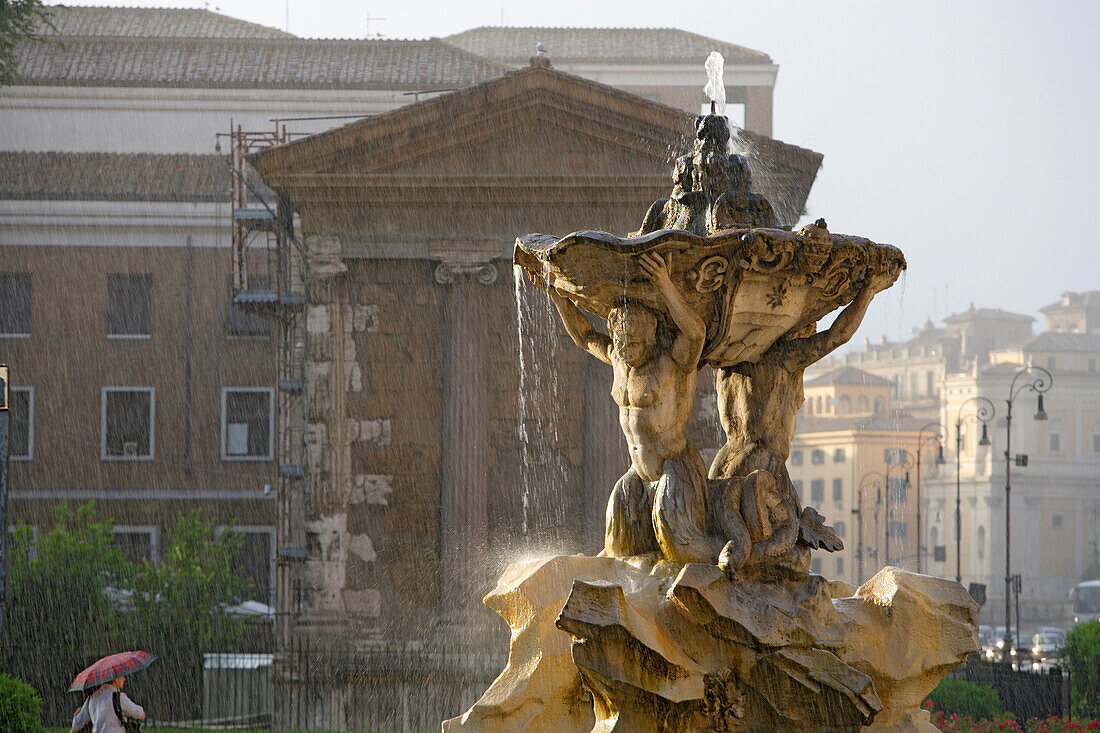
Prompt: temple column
<box><xmin>435</xmin><ymin>259</ymin><xmax>499</xmax><ymax>628</ymax></box>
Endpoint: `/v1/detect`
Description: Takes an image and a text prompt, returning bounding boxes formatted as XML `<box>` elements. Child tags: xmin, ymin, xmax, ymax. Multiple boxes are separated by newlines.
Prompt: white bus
<box><xmin>1069</xmin><ymin>580</ymin><xmax>1100</xmax><ymax>626</ymax></box>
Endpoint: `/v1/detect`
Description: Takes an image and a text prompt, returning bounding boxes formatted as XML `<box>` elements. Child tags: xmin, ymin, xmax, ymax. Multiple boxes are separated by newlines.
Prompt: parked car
<box><xmin>1029</xmin><ymin>628</ymin><xmax>1066</xmax><ymax>671</ymax></box>
<box><xmin>984</xmin><ymin>627</ymin><xmax>1018</xmax><ymax>664</ymax></box>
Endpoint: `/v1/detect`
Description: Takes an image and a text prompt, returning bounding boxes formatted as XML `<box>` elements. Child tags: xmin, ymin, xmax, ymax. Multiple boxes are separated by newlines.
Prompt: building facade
<box><xmin>247</xmin><ymin>62</ymin><xmax>822</xmax><ymax>728</ymax></box>
<box><xmin>1</xmin><ymin>6</ymin><xmax>813</xmax><ymax>729</ymax></box>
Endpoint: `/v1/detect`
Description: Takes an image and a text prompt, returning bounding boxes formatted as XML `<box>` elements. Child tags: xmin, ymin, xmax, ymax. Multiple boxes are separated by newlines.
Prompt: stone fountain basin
<box><xmin>515</xmin><ymin>226</ymin><xmax>905</xmax><ymax>366</ymax></box>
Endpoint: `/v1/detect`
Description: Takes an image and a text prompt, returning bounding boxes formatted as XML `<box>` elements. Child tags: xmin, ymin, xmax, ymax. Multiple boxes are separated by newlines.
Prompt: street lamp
<box><xmin>915</xmin><ymin>423</ymin><xmax>946</xmax><ymax>574</ymax></box>
<box><xmin>860</xmin><ymin>450</ymin><xmax>911</xmax><ymax>571</ymax></box>
<box><xmin>854</xmin><ymin>472</ymin><xmax>884</xmax><ymax>584</ymax></box>
<box><xmin>1002</xmin><ymin>365</ymin><xmax>1052</xmax><ymax>662</ymax></box>
<box><xmin>954</xmin><ymin>396</ymin><xmax>995</xmax><ymax>584</ymax></box>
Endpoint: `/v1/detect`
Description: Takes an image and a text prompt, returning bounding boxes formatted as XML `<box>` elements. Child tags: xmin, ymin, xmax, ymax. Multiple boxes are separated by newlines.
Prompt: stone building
<box><xmin>0</xmin><ymin>3</ymin><xmax>788</xmax><ymax>616</ymax></box>
<box><xmin>248</xmin><ymin>62</ymin><xmax>822</xmax><ymax>728</ymax></box>
<box><xmin>0</xmin><ymin>150</ymin><xmax>280</xmax><ymax>598</ymax></box>
<box><xmin>806</xmin><ymin>304</ymin><xmax>1035</xmax><ymax>421</ymax></box>
<box><xmin>925</xmin><ymin>317</ymin><xmax>1100</xmax><ymax>624</ymax></box>
<box><xmin>1</xmin><ymin>6</ymin><xmax>824</xmax><ymax>727</ymax></box>
<box><xmin>788</xmin><ymin>366</ymin><xmax>934</xmax><ymax>587</ymax></box>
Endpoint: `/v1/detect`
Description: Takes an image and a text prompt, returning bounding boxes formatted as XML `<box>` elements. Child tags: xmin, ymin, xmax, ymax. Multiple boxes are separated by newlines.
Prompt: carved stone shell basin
<box><xmin>514</xmin><ymin>226</ymin><xmax>906</xmax><ymax>366</ymax></box>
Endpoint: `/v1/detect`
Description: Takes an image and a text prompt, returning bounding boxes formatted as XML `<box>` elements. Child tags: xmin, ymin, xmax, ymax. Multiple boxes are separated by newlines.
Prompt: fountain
<box><xmin>444</xmin><ymin>54</ymin><xmax>978</xmax><ymax>733</ymax></box>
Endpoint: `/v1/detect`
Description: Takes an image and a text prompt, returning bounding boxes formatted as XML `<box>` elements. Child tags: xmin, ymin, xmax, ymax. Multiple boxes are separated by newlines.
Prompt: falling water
<box><xmin>513</xmin><ymin>265</ymin><xmax>570</xmax><ymax>553</ymax></box>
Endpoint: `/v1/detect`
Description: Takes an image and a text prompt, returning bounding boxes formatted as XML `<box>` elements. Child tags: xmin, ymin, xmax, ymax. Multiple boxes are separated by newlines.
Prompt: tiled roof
<box><xmin>943</xmin><ymin>306</ymin><xmax>1033</xmax><ymax>323</ymax></box>
<box><xmin>805</xmin><ymin>366</ymin><xmax>891</xmax><ymax>388</ymax></box>
<box><xmin>15</xmin><ymin>36</ymin><xmax>510</xmax><ymax>89</ymax></box>
<box><xmin>1018</xmin><ymin>331</ymin><xmax>1100</xmax><ymax>354</ymax></box>
<box><xmin>40</xmin><ymin>5</ymin><xmax>294</xmax><ymax>38</ymax></box>
<box><xmin>0</xmin><ymin>151</ymin><xmax>227</xmax><ymax>202</ymax></box>
<box><xmin>794</xmin><ymin>412</ymin><xmax>926</xmax><ymax>435</ymax></box>
<box><xmin>443</xmin><ymin>27</ymin><xmax>772</xmax><ymax>65</ymax></box>
<box><xmin>1040</xmin><ymin>291</ymin><xmax>1100</xmax><ymax>313</ymax></box>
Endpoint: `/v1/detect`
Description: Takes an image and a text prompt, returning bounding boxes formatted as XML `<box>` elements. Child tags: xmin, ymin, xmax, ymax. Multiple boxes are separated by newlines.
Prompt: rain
<box><xmin>1</xmin><ymin>1</ymin><xmax>1099</xmax><ymax>732</ymax></box>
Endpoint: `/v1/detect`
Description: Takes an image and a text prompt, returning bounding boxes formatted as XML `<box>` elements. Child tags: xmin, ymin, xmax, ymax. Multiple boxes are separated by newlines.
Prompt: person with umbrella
<box><xmin>69</xmin><ymin>651</ymin><xmax>153</xmax><ymax>733</ymax></box>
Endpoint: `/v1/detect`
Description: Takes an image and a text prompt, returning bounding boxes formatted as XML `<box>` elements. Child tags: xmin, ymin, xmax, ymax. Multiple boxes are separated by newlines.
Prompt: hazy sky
<box><xmin>55</xmin><ymin>0</ymin><xmax>1100</xmax><ymax>345</ymax></box>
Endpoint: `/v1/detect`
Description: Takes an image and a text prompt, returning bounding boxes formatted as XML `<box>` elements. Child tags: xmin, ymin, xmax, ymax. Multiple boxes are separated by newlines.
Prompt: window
<box><xmin>1093</xmin><ymin>434</ymin><xmax>1100</xmax><ymax>454</ymax></box>
<box><xmin>1089</xmin><ymin>359</ymin><xmax>1096</xmax><ymax>373</ymax></box>
<box><xmin>836</xmin><ymin>557</ymin><xmax>844</xmax><ymax>576</ymax></box>
<box><xmin>790</xmin><ymin>450</ymin><xmax>803</xmax><ymax>466</ymax></box>
<box><xmin>832</xmin><ymin>478</ymin><xmax>844</xmax><ymax>503</ymax></box>
<box><xmin>874</xmin><ymin>397</ymin><xmax>887</xmax><ymax>415</ymax></box>
<box><xmin>107</xmin><ymin>274</ymin><xmax>151</xmax><ymax>337</ymax></box>
<box><xmin>792</xmin><ymin>480</ymin><xmax>804</xmax><ymax>501</ymax></box>
<box><xmin>227</xmin><ymin>276</ymin><xmax>271</xmax><ymax>337</ymax></box>
<box><xmin>1048</xmin><ymin>419</ymin><xmax>1064</xmax><ymax>453</ymax></box>
<box><xmin>839</xmin><ymin>395</ymin><xmax>852</xmax><ymax>414</ymax></box>
<box><xmin>926</xmin><ymin>371</ymin><xmax>935</xmax><ymax>396</ymax></box>
<box><xmin>833</xmin><ymin>448</ymin><xmax>846</xmax><ymax>463</ymax></box>
<box><xmin>857</xmin><ymin>395</ymin><xmax>870</xmax><ymax>414</ymax></box>
<box><xmin>811</xmin><ymin>449</ymin><xmax>825</xmax><ymax>465</ymax></box>
<box><xmin>9</xmin><ymin>387</ymin><xmax>33</xmax><ymax>460</ymax></box>
<box><xmin>977</xmin><ymin>526</ymin><xmax>985</xmax><ymax>559</ymax></box>
<box><xmin>0</xmin><ymin>273</ymin><xmax>31</xmax><ymax>336</ymax></box>
<box><xmin>220</xmin><ymin>526</ymin><xmax>276</xmax><ymax>604</ymax></box>
<box><xmin>811</xmin><ymin>479</ymin><xmax>824</xmax><ymax>503</ymax></box>
<box><xmin>112</xmin><ymin>526</ymin><xmax>158</xmax><ymax>564</ymax></box>
<box><xmin>890</xmin><ymin>521</ymin><xmax>908</xmax><ymax>538</ymax></box>
<box><xmin>883</xmin><ymin>448</ymin><xmax>907</xmax><ymax>465</ymax></box>
<box><xmin>101</xmin><ymin>388</ymin><xmax>154</xmax><ymax>460</ymax></box>
<box><xmin>1052</xmin><ymin>514</ymin><xmax>1064</xmax><ymax>529</ymax></box>
<box><xmin>221</xmin><ymin>388</ymin><xmax>274</xmax><ymax>460</ymax></box>
<box><xmin>889</xmin><ymin>476</ymin><xmax>908</xmax><ymax>503</ymax></box>
<box><xmin>834</xmin><ymin>520</ymin><xmax>846</xmax><ymax>539</ymax></box>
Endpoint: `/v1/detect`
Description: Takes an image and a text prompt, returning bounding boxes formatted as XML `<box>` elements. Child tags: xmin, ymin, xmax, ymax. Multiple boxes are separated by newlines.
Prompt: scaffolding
<box><xmin>227</xmin><ymin>121</ymin><xmax>308</xmax><ymax>646</ymax></box>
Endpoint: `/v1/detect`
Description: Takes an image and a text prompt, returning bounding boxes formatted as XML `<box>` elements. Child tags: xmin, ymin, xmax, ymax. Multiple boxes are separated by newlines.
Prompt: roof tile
<box><xmin>40</xmin><ymin>6</ymin><xmax>294</xmax><ymax>39</ymax></box>
<box><xmin>443</xmin><ymin>27</ymin><xmax>772</xmax><ymax>64</ymax></box>
<box><xmin>16</xmin><ymin>37</ymin><xmax>510</xmax><ymax>89</ymax></box>
<box><xmin>0</xmin><ymin>151</ymin><xmax>227</xmax><ymax>202</ymax></box>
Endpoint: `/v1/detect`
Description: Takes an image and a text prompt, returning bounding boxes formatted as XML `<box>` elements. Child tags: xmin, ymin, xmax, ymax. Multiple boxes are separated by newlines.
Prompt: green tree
<box><xmin>1060</xmin><ymin>619</ymin><xmax>1100</xmax><ymax>719</ymax></box>
<box><xmin>0</xmin><ymin>1</ymin><xmax>60</xmax><ymax>86</ymax></box>
<box><xmin>0</xmin><ymin>672</ymin><xmax>45</xmax><ymax>733</ymax></box>
<box><xmin>1</xmin><ymin>503</ymin><xmax>132</xmax><ymax>723</ymax></box>
<box><xmin>1</xmin><ymin>505</ymin><xmax>256</xmax><ymax>724</ymax></box>
<box><xmin>122</xmin><ymin>513</ymin><xmax>253</xmax><ymax>720</ymax></box>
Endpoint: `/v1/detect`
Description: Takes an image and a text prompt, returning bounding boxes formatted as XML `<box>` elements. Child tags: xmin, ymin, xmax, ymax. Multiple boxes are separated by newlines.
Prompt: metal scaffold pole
<box><xmin>0</xmin><ymin>365</ymin><xmax>10</xmax><ymax>641</ymax></box>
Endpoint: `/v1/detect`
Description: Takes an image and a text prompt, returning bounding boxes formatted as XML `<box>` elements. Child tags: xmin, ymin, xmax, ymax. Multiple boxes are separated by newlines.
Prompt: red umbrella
<box><xmin>69</xmin><ymin>651</ymin><xmax>156</xmax><ymax>692</ymax></box>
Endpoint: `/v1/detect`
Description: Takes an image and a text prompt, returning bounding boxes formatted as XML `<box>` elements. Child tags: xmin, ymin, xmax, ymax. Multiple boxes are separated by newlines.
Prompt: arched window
<box><xmin>857</xmin><ymin>395</ymin><xmax>870</xmax><ymax>414</ymax></box>
<box><xmin>930</xmin><ymin>526</ymin><xmax>939</xmax><ymax>549</ymax></box>
<box><xmin>839</xmin><ymin>395</ymin><xmax>852</xmax><ymax>414</ymax></box>
<box><xmin>873</xmin><ymin>396</ymin><xmax>886</xmax><ymax>415</ymax></box>
<box><xmin>1090</xmin><ymin>420</ymin><xmax>1100</xmax><ymax>455</ymax></box>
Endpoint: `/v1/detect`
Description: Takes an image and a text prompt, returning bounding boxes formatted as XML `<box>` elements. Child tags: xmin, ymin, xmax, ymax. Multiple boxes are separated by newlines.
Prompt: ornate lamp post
<box><xmin>860</xmin><ymin>449</ymin><xmax>911</xmax><ymax>571</ymax></box>
<box><xmin>854</xmin><ymin>472</ymin><xmax>883</xmax><ymax>584</ymax></box>
<box><xmin>915</xmin><ymin>423</ymin><xmax>946</xmax><ymax>573</ymax></box>
<box><xmin>954</xmin><ymin>396</ymin><xmax>995</xmax><ymax>584</ymax></box>
<box><xmin>1001</xmin><ymin>366</ymin><xmax>1052</xmax><ymax>661</ymax></box>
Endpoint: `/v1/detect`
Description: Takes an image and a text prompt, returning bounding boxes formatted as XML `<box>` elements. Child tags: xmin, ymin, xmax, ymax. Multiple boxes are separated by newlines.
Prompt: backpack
<box><xmin>112</xmin><ymin>690</ymin><xmax>142</xmax><ymax>733</ymax></box>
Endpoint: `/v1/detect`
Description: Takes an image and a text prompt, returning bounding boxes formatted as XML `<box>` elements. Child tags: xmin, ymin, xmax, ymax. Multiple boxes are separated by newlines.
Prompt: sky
<box><xmin>53</xmin><ymin>0</ymin><xmax>1100</xmax><ymax>345</ymax></box>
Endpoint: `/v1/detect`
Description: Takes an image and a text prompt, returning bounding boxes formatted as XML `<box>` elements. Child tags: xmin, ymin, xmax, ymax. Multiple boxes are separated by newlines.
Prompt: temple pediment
<box><xmin>250</xmin><ymin>63</ymin><xmax>822</xmax><ymax>245</ymax></box>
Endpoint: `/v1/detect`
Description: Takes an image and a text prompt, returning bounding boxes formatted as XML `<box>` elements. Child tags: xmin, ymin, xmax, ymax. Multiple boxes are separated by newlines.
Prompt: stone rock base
<box><xmin>442</xmin><ymin>556</ymin><xmax>978</xmax><ymax>732</ymax></box>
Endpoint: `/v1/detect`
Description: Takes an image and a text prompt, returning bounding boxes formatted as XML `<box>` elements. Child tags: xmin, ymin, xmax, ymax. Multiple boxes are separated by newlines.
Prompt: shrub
<box><xmin>0</xmin><ymin>673</ymin><xmax>44</xmax><ymax>733</ymax></box>
<box><xmin>1062</xmin><ymin>620</ymin><xmax>1100</xmax><ymax>719</ymax></box>
<box><xmin>928</xmin><ymin>676</ymin><xmax>1004</xmax><ymax>719</ymax></box>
